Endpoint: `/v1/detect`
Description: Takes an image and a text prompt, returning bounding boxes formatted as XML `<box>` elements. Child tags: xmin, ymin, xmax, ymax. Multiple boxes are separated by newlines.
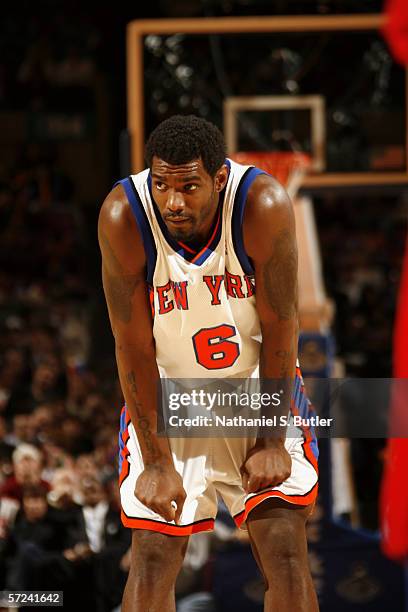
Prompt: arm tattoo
<box><xmin>126</xmin><ymin>370</ymin><xmax>159</xmax><ymax>461</ymax></box>
<box><xmin>263</xmin><ymin>229</ymin><xmax>298</xmax><ymax>321</ymax></box>
<box><xmin>100</xmin><ymin>229</ymin><xmax>140</xmax><ymax>324</ymax></box>
<box><xmin>104</xmin><ymin>272</ymin><xmax>139</xmax><ymax>324</ymax></box>
<box><xmin>275</xmin><ymin>349</ymin><xmax>293</xmax><ymax>378</ymax></box>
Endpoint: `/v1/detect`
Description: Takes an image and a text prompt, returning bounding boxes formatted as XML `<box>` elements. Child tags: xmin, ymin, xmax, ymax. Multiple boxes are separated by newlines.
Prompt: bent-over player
<box><xmin>98</xmin><ymin>115</ymin><xmax>319</xmax><ymax>611</ymax></box>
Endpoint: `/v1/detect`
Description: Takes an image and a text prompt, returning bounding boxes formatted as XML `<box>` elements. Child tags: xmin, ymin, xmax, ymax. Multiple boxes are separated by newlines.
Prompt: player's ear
<box><xmin>214</xmin><ymin>164</ymin><xmax>229</xmax><ymax>192</ymax></box>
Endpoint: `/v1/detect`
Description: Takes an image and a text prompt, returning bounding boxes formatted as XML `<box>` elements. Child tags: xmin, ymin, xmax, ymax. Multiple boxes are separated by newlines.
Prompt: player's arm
<box><xmin>98</xmin><ymin>184</ymin><xmax>186</xmax><ymax>523</ymax></box>
<box><xmin>241</xmin><ymin>174</ymin><xmax>297</xmax><ymax>493</ymax></box>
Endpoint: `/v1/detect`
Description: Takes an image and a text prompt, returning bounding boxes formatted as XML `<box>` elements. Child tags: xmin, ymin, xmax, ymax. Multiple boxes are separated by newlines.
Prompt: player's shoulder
<box><xmin>98</xmin><ymin>182</ymin><xmax>134</xmax><ymax>233</ymax></box>
<box><xmin>246</xmin><ymin>171</ymin><xmax>291</xmax><ymax>211</ymax></box>
<box><xmin>98</xmin><ymin>181</ymin><xmax>146</xmax><ymax>261</ymax></box>
<box><xmin>248</xmin><ymin>173</ymin><xmax>290</xmax><ymax>206</ymax></box>
<box><xmin>242</xmin><ymin>169</ymin><xmax>295</xmax><ymax>259</ymax></box>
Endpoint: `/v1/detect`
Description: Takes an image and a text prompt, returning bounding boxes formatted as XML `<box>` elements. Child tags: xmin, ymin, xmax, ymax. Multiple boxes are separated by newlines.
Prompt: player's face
<box><xmin>151</xmin><ymin>156</ymin><xmax>228</xmax><ymax>243</ymax></box>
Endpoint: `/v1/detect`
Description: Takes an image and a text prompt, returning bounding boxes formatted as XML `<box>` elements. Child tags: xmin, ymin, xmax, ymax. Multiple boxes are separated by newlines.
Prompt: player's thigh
<box><xmin>130</xmin><ymin>529</ymin><xmax>189</xmax><ymax>578</ymax></box>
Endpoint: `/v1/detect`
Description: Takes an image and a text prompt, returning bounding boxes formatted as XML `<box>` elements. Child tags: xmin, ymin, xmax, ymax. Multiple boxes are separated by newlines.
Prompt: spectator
<box><xmin>6</xmin><ymin>356</ymin><xmax>66</xmax><ymax>419</ymax></box>
<box><xmin>78</xmin><ymin>474</ymin><xmax>111</xmax><ymax>554</ymax></box>
<box><xmin>32</xmin><ymin>404</ymin><xmax>56</xmax><ymax>443</ymax></box>
<box><xmin>48</xmin><ymin>467</ymin><xmax>80</xmax><ymax>509</ymax></box>
<box><xmin>41</xmin><ymin>443</ymin><xmax>75</xmax><ymax>482</ymax></box>
<box><xmin>75</xmin><ymin>453</ymin><xmax>98</xmax><ymax>480</ymax></box>
<box><xmin>60</xmin><ymin>475</ymin><xmax>130</xmax><ymax>611</ymax></box>
<box><xmin>4</xmin><ymin>413</ymin><xmax>36</xmax><ymax>447</ymax></box>
<box><xmin>3</xmin><ymin>483</ymin><xmax>66</xmax><ymax>591</ymax></box>
<box><xmin>60</xmin><ymin>417</ymin><xmax>93</xmax><ymax>455</ymax></box>
<box><xmin>0</xmin><ymin>444</ymin><xmax>50</xmax><ymax>502</ymax></box>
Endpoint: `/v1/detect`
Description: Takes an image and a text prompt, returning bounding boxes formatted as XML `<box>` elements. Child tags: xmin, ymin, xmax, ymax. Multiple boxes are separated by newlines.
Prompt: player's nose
<box><xmin>166</xmin><ymin>188</ymin><xmax>185</xmax><ymax>213</ymax></box>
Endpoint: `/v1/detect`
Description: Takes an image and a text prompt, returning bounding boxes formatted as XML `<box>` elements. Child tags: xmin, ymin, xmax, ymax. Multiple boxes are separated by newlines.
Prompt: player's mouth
<box><xmin>165</xmin><ymin>217</ymin><xmax>191</xmax><ymax>225</ymax></box>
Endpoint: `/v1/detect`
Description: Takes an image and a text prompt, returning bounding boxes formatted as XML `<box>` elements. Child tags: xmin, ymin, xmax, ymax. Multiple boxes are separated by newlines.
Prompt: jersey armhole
<box><xmin>114</xmin><ymin>177</ymin><xmax>157</xmax><ymax>285</ymax></box>
<box><xmin>231</xmin><ymin>167</ymin><xmax>266</xmax><ymax>275</ymax></box>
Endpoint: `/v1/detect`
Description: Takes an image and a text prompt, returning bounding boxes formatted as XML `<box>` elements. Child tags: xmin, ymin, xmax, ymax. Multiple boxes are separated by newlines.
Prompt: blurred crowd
<box><xmin>316</xmin><ymin>192</ymin><xmax>407</xmax><ymax>530</ymax></box>
<box><xmin>0</xmin><ymin>448</ymin><xmax>129</xmax><ymax>611</ymax></box>
<box><xmin>0</xmin><ymin>142</ymin><xmax>130</xmax><ymax>610</ymax></box>
<box><xmin>316</xmin><ymin>192</ymin><xmax>407</xmax><ymax>378</ymax></box>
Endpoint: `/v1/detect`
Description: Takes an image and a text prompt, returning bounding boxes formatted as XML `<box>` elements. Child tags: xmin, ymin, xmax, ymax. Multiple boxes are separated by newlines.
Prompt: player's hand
<box><xmin>241</xmin><ymin>441</ymin><xmax>292</xmax><ymax>493</ymax></box>
<box><xmin>135</xmin><ymin>463</ymin><xmax>187</xmax><ymax>524</ymax></box>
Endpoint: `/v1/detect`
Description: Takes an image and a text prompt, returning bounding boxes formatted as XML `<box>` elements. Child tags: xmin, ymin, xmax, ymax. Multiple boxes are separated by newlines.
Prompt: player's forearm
<box><xmin>259</xmin><ymin>318</ymin><xmax>298</xmax><ymax>445</ymax></box>
<box><xmin>116</xmin><ymin>344</ymin><xmax>173</xmax><ymax>467</ymax></box>
<box><xmin>260</xmin><ymin>318</ymin><xmax>298</xmax><ymax>378</ymax></box>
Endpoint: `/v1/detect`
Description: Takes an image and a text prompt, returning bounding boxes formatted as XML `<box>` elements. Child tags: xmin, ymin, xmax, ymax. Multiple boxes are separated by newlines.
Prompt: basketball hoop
<box><xmin>229</xmin><ymin>151</ymin><xmax>311</xmax><ymax>199</ymax></box>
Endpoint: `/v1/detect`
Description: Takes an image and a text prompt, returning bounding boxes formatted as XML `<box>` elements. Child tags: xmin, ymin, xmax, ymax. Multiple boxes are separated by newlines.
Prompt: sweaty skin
<box><xmin>98</xmin><ymin>157</ymin><xmax>318</xmax><ymax>612</ymax></box>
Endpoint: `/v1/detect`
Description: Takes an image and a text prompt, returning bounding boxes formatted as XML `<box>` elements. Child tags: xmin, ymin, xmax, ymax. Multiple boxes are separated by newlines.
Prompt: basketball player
<box><xmin>98</xmin><ymin>115</ymin><xmax>319</xmax><ymax>611</ymax></box>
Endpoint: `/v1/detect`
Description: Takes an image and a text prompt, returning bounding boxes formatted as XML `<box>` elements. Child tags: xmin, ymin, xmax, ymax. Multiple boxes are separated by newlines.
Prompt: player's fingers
<box><xmin>174</xmin><ymin>496</ymin><xmax>184</xmax><ymax>525</ymax></box>
<box><xmin>136</xmin><ymin>487</ymin><xmax>174</xmax><ymax>522</ymax></box>
<box><xmin>166</xmin><ymin>504</ymin><xmax>176</xmax><ymax>523</ymax></box>
<box><xmin>134</xmin><ymin>490</ymin><xmax>146</xmax><ymax>506</ymax></box>
<box><xmin>157</xmin><ymin>501</ymin><xmax>175</xmax><ymax>523</ymax></box>
<box><xmin>240</xmin><ymin>462</ymin><xmax>248</xmax><ymax>477</ymax></box>
<box><xmin>242</xmin><ymin>471</ymin><xmax>250</xmax><ymax>492</ymax></box>
<box><xmin>258</xmin><ymin>476</ymin><xmax>277</xmax><ymax>490</ymax></box>
<box><xmin>247</xmin><ymin>477</ymin><xmax>259</xmax><ymax>493</ymax></box>
<box><xmin>146</xmin><ymin>496</ymin><xmax>173</xmax><ymax>522</ymax></box>
<box><xmin>247</xmin><ymin>474</ymin><xmax>264</xmax><ymax>493</ymax></box>
<box><xmin>268</xmin><ymin>468</ymin><xmax>290</xmax><ymax>487</ymax></box>
<box><xmin>270</xmin><ymin>476</ymin><xmax>284</xmax><ymax>487</ymax></box>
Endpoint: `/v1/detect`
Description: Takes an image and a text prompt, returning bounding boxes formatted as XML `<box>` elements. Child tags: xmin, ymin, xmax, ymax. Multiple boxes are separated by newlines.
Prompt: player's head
<box><xmin>145</xmin><ymin>115</ymin><xmax>229</xmax><ymax>242</ymax></box>
<box><xmin>145</xmin><ymin>115</ymin><xmax>226</xmax><ymax>177</ymax></box>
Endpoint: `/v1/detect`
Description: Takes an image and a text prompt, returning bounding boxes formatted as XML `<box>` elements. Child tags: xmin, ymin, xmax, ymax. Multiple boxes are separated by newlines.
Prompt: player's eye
<box><xmin>155</xmin><ymin>182</ymin><xmax>167</xmax><ymax>191</ymax></box>
<box><xmin>184</xmin><ymin>184</ymin><xmax>198</xmax><ymax>192</ymax></box>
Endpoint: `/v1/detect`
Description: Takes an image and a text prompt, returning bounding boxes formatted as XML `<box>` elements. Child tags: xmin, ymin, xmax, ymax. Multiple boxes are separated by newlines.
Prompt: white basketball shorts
<box><xmin>118</xmin><ymin>405</ymin><xmax>318</xmax><ymax>536</ymax></box>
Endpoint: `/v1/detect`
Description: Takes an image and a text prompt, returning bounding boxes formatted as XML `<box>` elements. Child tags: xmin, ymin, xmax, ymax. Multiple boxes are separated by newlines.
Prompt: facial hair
<box><xmin>167</xmin><ymin>189</ymin><xmax>217</xmax><ymax>244</ymax></box>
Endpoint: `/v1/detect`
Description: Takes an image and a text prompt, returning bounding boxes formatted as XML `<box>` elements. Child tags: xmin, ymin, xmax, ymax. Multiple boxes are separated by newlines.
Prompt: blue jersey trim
<box><xmin>231</xmin><ymin>167</ymin><xmax>266</xmax><ymax>275</ymax></box>
<box><xmin>292</xmin><ymin>373</ymin><xmax>319</xmax><ymax>460</ymax></box>
<box><xmin>114</xmin><ymin>178</ymin><xmax>157</xmax><ymax>285</ymax></box>
<box><xmin>118</xmin><ymin>407</ymin><xmax>127</xmax><ymax>475</ymax></box>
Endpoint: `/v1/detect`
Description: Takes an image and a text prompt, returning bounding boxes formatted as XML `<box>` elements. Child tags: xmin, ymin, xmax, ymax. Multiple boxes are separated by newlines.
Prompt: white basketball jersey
<box><xmin>119</xmin><ymin>159</ymin><xmax>265</xmax><ymax>379</ymax></box>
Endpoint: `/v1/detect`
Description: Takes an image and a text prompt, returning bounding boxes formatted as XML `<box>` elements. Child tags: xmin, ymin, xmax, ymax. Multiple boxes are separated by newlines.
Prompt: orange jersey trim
<box><xmin>234</xmin><ymin>481</ymin><xmax>319</xmax><ymax>528</ymax></box>
<box><xmin>190</xmin><ymin>214</ymin><xmax>221</xmax><ymax>264</ymax></box>
<box><xmin>233</xmin><ymin>435</ymin><xmax>319</xmax><ymax>528</ymax></box>
<box><xmin>121</xmin><ymin>511</ymin><xmax>215</xmax><ymax>536</ymax></box>
<box><xmin>177</xmin><ymin>240</ymin><xmax>196</xmax><ymax>254</ymax></box>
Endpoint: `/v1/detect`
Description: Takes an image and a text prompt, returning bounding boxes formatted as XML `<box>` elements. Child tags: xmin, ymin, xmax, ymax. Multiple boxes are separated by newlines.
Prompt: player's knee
<box><xmin>135</xmin><ymin>549</ymin><xmax>171</xmax><ymax>581</ymax></box>
<box><xmin>258</xmin><ymin>517</ymin><xmax>306</xmax><ymax>572</ymax></box>
<box><xmin>130</xmin><ymin>533</ymin><xmax>186</xmax><ymax>584</ymax></box>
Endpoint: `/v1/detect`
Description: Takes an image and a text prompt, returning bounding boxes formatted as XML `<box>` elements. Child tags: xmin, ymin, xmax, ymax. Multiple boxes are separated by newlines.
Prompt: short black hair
<box><xmin>145</xmin><ymin>115</ymin><xmax>226</xmax><ymax>177</ymax></box>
